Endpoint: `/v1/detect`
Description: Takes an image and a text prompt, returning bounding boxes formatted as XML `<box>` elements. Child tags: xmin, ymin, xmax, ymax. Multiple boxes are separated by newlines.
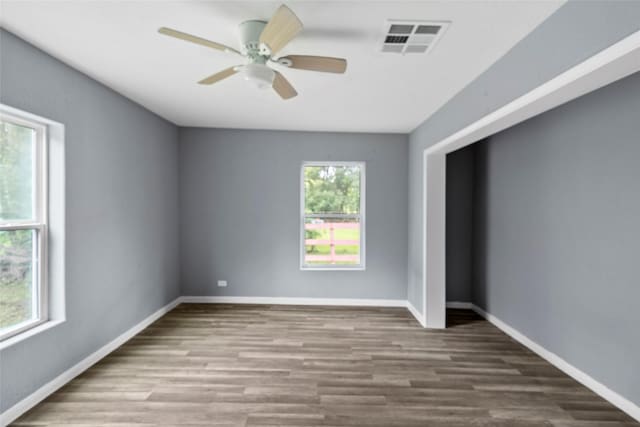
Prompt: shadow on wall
<box><xmin>445</xmin><ymin>137</ymin><xmax>508</xmax><ymax>313</ymax></box>
<box><xmin>445</xmin><ymin>141</ymin><xmax>484</xmax><ymax>305</ymax></box>
<box><xmin>471</xmin><ymin>140</ymin><xmax>489</xmax><ymax>310</ymax></box>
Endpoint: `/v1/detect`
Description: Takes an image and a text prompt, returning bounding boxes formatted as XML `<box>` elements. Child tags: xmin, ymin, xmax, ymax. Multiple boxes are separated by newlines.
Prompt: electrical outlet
<box><xmin>217</xmin><ymin>280</ymin><xmax>227</xmax><ymax>287</ymax></box>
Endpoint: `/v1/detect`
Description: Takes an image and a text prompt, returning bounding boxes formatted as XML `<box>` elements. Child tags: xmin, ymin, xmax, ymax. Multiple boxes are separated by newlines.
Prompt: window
<box><xmin>301</xmin><ymin>162</ymin><xmax>365</xmax><ymax>270</ymax></box>
<box><xmin>0</xmin><ymin>112</ymin><xmax>48</xmax><ymax>342</ymax></box>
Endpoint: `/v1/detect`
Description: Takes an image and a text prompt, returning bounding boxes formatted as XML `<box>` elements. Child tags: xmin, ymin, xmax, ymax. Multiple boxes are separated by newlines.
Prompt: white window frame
<box><xmin>0</xmin><ymin>112</ymin><xmax>49</xmax><ymax>342</ymax></box>
<box><xmin>300</xmin><ymin>161</ymin><xmax>366</xmax><ymax>271</ymax></box>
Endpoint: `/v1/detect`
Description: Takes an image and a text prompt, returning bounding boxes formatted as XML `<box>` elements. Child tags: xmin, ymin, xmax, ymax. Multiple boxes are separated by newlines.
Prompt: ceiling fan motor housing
<box><xmin>239</xmin><ymin>20</ymin><xmax>267</xmax><ymax>60</ymax></box>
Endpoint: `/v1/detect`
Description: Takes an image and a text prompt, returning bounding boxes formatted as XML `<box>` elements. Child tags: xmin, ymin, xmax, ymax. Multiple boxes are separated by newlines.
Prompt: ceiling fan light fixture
<box><xmin>158</xmin><ymin>4</ymin><xmax>348</xmax><ymax>100</ymax></box>
<box><xmin>242</xmin><ymin>63</ymin><xmax>275</xmax><ymax>89</ymax></box>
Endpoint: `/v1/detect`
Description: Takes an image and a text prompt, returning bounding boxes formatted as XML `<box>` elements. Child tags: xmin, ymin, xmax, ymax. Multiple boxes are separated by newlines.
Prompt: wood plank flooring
<box><xmin>13</xmin><ymin>304</ymin><xmax>639</xmax><ymax>426</ymax></box>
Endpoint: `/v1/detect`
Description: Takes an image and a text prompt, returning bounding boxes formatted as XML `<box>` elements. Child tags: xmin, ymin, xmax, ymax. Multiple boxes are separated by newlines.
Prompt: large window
<box><xmin>301</xmin><ymin>162</ymin><xmax>365</xmax><ymax>270</ymax></box>
<box><xmin>0</xmin><ymin>112</ymin><xmax>48</xmax><ymax>342</ymax></box>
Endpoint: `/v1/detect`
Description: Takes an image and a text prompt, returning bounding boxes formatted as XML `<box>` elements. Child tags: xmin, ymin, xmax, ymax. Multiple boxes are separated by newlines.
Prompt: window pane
<box><xmin>304</xmin><ymin>217</ymin><xmax>360</xmax><ymax>266</ymax></box>
<box><xmin>0</xmin><ymin>120</ymin><xmax>35</xmax><ymax>221</ymax></box>
<box><xmin>0</xmin><ymin>229</ymin><xmax>36</xmax><ymax>330</ymax></box>
<box><xmin>304</xmin><ymin>165</ymin><xmax>360</xmax><ymax>214</ymax></box>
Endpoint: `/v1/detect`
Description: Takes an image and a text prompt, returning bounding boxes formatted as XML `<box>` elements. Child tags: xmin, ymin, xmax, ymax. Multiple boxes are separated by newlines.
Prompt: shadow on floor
<box><xmin>446</xmin><ymin>308</ymin><xmax>484</xmax><ymax>327</ymax></box>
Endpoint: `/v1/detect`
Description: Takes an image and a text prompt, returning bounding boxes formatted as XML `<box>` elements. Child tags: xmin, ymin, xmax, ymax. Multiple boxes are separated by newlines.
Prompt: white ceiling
<box><xmin>0</xmin><ymin>1</ymin><xmax>564</xmax><ymax>133</ymax></box>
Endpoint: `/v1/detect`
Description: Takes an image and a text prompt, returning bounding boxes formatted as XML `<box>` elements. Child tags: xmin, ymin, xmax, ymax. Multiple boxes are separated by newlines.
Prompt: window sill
<box><xmin>301</xmin><ymin>266</ymin><xmax>366</xmax><ymax>271</ymax></box>
<box><xmin>0</xmin><ymin>319</ymin><xmax>65</xmax><ymax>351</ymax></box>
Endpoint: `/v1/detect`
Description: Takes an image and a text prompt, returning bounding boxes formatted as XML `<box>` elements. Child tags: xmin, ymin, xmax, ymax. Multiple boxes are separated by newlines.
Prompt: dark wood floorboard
<box><xmin>12</xmin><ymin>304</ymin><xmax>639</xmax><ymax>426</ymax></box>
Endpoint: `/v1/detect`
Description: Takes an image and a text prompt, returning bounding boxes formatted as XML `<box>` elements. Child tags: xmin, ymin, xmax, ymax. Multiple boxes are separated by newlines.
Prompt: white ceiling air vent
<box><xmin>381</xmin><ymin>20</ymin><xmax>449</xmax><ymax>54</ymax></box>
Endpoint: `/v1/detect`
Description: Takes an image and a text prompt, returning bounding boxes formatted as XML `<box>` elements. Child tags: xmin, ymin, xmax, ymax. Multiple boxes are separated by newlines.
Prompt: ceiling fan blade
<box><xmin>198</xmin><ymin>66</ymin><xmax>239</xmax><ymax>85</ymax></box>
<box><xmin>259</xmin><ymin>5</ymin><xmax>303</xmax><ymax>56</ymax></box>
<box><xmin>280</xmin><ymin>55</ymin><xmax>347</xmax><ymax>73</ymax></box>
<box><xmin>272</xmin><ymin>71</ymin><xmax>297</xmax><ymax>100</ymax></box>
<box><xmin>158</xmin><ymin>27</ymin><xmax>241</xmax><ymax>55</ymax></box>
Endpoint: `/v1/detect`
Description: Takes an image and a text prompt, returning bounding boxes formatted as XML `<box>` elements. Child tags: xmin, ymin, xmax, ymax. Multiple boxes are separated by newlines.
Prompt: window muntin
<box><xmin>0</xmin><ymin>113</ymin><xmax>47</xmax><ymax>342</ymax></box>
<box><xmin>301</xmin><ymin>162</ymin><xmax>365</xmax><ymax>270</ymax></box>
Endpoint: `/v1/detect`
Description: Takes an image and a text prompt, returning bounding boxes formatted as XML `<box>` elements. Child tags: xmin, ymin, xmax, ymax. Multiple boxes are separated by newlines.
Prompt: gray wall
<box><xmin>445</xmin><ymin>147</ymin><xmax>475</xmax><ymax>302</ymax></box>
<box><xmin>408</xmin><ymin>0</ymin><xmax>640</xmax><ymax>313</ymax></box>
<box><xmin>0</xmin><ymin>30</ymin><xmax>180</xmax><ymax>411</ymax></box>
<box><xmin>472</xmin><ymin>70</ymin><xmax>640</xmax><ymax>405</ymax></box>
<box><xmin>179</xmin><ymin>128</ymin><xmax>408</xmax><ymax>300</ymax></box>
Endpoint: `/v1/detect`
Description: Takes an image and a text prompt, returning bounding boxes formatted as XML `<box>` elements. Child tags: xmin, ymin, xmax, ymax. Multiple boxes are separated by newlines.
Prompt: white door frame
<box><xmin>422</xmin><ymin>29</ymin><xmax>640</xmax><ymax>328</ymax></box>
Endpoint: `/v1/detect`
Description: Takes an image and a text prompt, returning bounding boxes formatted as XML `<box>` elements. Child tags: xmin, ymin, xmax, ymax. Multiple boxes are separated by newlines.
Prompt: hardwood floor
<box><xmin>13</xmin><ymin>304</ymin><xmax>639</xmax><ymax>426</ymax></box>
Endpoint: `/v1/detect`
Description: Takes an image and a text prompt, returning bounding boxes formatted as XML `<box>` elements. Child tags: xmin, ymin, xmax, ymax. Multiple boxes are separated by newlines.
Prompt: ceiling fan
<box><xmin>158</xmin><ymin>4</ymin><xmax>348</xmax><ymax>100</ymax></box>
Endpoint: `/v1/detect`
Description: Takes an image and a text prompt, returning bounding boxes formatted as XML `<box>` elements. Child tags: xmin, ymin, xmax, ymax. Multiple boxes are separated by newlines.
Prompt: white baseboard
<box><xmin>179</xmin><ymin>295</ymin><xmax>407</xmax><ymax>307</ymax></box>
<box><xmin>182</xmin><ymin>295</ymin><xmax>428</xmax><ymax>328</ymax></box>
<box><xmin>446</xmin><ymin>301</ymin><xmax>472</xmax><ymax>309</ymax></box>
<box><xmin>405</xmin><ymin>301</ymin><xmax>426</xmax><ymax>327</ymax></box>
<box><xmin>470</xmin><ymin>304</ymin><xmax>640</xmax><ymax>422</ymax></box>
<box><xmin>0</xmin><ymin>297</ymin><xmax>182</xmax><ymax>427</ymax></box>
